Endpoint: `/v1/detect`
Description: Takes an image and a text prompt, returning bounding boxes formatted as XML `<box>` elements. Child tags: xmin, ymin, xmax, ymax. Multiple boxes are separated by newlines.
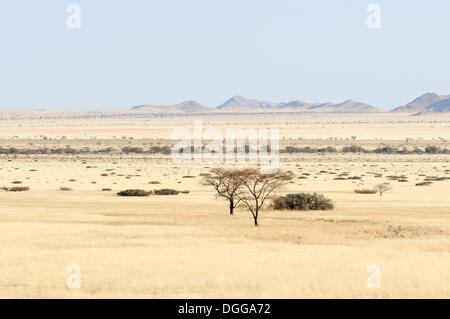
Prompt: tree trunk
<box><xmin>229</xmin><ymin>199</ymin><xmax>234</xmax><ymax>216</ymax></box>
<box><xmin>253</xmin><ymin>209</ymin><xmax>259</xmax><ymax>226</ymax></box>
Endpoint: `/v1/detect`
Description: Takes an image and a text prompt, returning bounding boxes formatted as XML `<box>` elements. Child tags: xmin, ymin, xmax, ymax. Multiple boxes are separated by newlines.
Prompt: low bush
<box><xmin>117</xmin><ymin>189</ymin><xmax>152</xmax><ymax>196</ymax></box>
<box><xmin>273</xmin><ymin>193</ymin><xmax>334</xmax><ymax>211</ymax></box>
<box><xmin>342</xmin><ymin>145</ymin><xmax>366</xmax><ymax>153</ymax></box>
<box><xmin>154</xmin><ymin>188</ymin><xmax>180</xmax><ymax>195</ymax></box>
<box><xmin>354</xmin><ymin>188</ymin><xmax>377</xmax><ymax>194</ymax></box>
<box><xmin>387</xmin><ymin>175</ymin><xmax>407</xmax><ymax>180</ymax></box>
<box><xmin>1</xmin><ymin>186</ymin><xmax>30</xmax><ymax>192</ymax></box>
<box><xmin>60</xmin><ymin>187</ymin><xmax>73</xmax><ymax>191</ymax></box>
<box><xmin>416</xmin><ymin>182</ymin><xmax>432</xmax><ymax>186</ymax></box>
<box><xmin>424</xmin><ymin>176</ymin><xmax>448</xmax><ymax>181</ymax></box>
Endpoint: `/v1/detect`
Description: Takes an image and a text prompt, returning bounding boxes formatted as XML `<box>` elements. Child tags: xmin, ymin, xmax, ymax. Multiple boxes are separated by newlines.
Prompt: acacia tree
<box><xmin>203</xmin><ymin>168</ymin><xmax>245</xmax><ymax>215</ymax></box>
<box><xmin>375</xmin><ymin>183</ymin><xmax>392</xmax><ymax>197</ymax></box>
<box><xmin>236</xmin><ymin>169</ymin><xmax>294</xmax><ymax>226</ymax></box>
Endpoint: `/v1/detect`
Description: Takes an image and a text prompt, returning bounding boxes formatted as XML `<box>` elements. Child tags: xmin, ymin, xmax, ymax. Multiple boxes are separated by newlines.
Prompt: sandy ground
<box><xmin>0</xmin><ymin>113</ymin><xmax>449</xmax><ymax>298</ymax></box>
<box><xmin>1</xmin><ymin>112</ymin><xmax>449</xmax><ymax>140</ymax></box>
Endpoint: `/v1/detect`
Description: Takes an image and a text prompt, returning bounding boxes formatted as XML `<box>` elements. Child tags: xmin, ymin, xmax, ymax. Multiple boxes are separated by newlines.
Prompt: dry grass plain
<box><xmin>0</xmin><ymin>112</ymin><xmax>449</xmax><ymax>298</ymax></box>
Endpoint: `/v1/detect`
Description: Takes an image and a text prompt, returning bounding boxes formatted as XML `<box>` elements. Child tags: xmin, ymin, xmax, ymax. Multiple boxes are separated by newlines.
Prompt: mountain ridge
<box><xmin>131</xmin><ymin>93</ymin><xmax>450</xmax><ymax>115</ymax></box>
<box><xmin>392</xmin><ymin>93</ymin><xmax>450</xmax><ymax>114</ymax></box>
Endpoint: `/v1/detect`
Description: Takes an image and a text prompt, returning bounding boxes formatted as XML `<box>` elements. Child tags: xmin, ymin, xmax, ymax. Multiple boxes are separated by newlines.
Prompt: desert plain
<box><xmin>0</xmin><ymin>111</ymin><xmax>449</xmax><ymax>298</ymax></box>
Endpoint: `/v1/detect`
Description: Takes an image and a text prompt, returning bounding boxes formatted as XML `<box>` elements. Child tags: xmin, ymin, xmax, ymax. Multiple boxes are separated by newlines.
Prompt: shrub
<box><xmin>416</xmin><ymin>182</ymin><xmax>432</xmax><ymax>186</ymax></box>
<box><xmin>180</xmin><ymin>190</ymin><xmax>190</xmax><ymax>194</ymax></box>
<box><xmin>60</xmin><ymin>187</ymin><xmax>73</xmax><ymax>191</ymax></box>
<box><xmin>117</xmin><ymin>189</ymin><xmax>152</xmax><ymax>196</ymax></box>
<box><xmin>199</xmin><ymin>173</ymin><xmax>210</xmax><ymax>177</ymax></box>
<box><xmin>342</xmin><ymin>145</ymin><xmax>366</xmax><ymax>153</ymax></box>
<box><xmin>424</xmin><ymin>176</ymin><xmax>447</xmax><ymax>181</ymax></box>
<box><xmin>121</xmin><ymin>146</ymin><xmax>144</xmax><ymax>154</ymax></box>
<box><xmin>354</xmin><ymin>188</ymin><xmax>377</xmax><ymax>194</ymax></box>
<box><xmin>1</xmin><ymin>186</ymin><xmax>30</xmax><ymax>192</ymax></box>
<box><xmin>149</xmin><ymin>145</ymin><xmax>171</xmax><ymax>155</ymax></box>
<box><xmin>102</xmin><ymin>188</ymin><xmax>112</xmax><ymax>191</ymax></box>
<box><xmin>154</xmin><ymin>188</ymin><xmax>180</xmax><ymax>195</ymax></box>
<box><xmin>273</xmin><ymin>193</ymin><xmax>334</xmax><ymax>211</ymax></box>
<box><xmin>373</xmin><ymin>146</ymin><xmax>396</xmax><ymax>154</ymax></box>
<box><xmin>387</xmin><ymin>175</ymin><xmax>407</xmax><ymax>180</ymax></box>
<box><xmin>425</xmin><ymin>146</ymin><xmax>440</xmax><ymax>154</ymax></box>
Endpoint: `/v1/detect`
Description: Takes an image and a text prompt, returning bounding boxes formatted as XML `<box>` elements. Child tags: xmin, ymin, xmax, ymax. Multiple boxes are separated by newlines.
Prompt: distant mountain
<box><xmin>131</xmin><ymin>96</ymin><xmax>385</xmax><ymax>114</ymax></box>
<box><xmin>392</xmin><ymin>93</ymin><xmax>450</xmax><ymax>114</ymax></box>
<box><xmin>130</xmin><ymin>93</ymin><xmax>450</xmax><ymax>115</ymax></box>
<box><xmin>307</xmin><ymin>99</ymin><xmax>386</xmax><ymax>113</ymax></box>
<box><xmin>132</xmin><ymin>100</ymin><xmax>212</xmax><ymax>113</ymax></box>
<box><xmin>423</xmin><ymin>97</ymin><xmax>450</xmax><ymax>113</ymax></box>
<box><xmin>275</xmin><ymin>100</ymin><xmax>312</xmax><ymax>110</ymax></box>
<box><xmin>215</xmin><ymin>96</ymin><xmax>385</xmax><ymax>113</ymax></box>
<box><xmin>216</xmin><ymin>95</ymin><xmax>276</xmax><ymax>111</ymax></box>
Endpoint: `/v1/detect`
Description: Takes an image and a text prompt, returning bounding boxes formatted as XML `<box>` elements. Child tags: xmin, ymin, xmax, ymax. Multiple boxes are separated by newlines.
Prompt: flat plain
<box><xmin>0</xmin><ymin>111</ymin><xmax>449</xmax><ymax>298</ymax></box>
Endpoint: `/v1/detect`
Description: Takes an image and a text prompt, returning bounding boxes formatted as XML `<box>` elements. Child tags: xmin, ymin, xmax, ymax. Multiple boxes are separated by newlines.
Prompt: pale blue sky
<box><xmin>0</xmin><ymin>0</ymin><xmax>449</xmax><ymax>110</ymax></box>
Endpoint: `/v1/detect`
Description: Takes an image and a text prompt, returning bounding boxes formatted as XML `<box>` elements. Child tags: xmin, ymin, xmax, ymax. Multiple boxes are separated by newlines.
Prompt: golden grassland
<box><xmin>0</xmin><ymin>113</ymin><xmax>449</xmax><ymax>298</ymax></box>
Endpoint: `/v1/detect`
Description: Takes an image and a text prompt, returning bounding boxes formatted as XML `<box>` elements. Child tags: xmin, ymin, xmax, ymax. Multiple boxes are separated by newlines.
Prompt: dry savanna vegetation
<box><xmin>0</xmin><ymin>112</ymin><xmax>449</xmax><ymax>298</ymax></box>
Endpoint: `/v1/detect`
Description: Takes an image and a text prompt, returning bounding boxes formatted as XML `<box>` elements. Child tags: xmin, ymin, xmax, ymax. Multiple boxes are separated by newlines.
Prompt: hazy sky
<box><xmin>0</xmin><ymin>0</ymin><xmax>449</xmax><ymax>110</ymax></box>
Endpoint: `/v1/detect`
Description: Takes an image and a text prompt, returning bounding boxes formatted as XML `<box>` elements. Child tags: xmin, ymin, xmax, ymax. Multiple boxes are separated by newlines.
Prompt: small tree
<box><xmin>375</xmin><ymin>183</ymin><xmax>392</xmax><ymax>197</ymax></box>
<box><xmin>236</xmin><ymin>169</ymin><xmax>294</xmax><ymax>226</ymax></box>
<box><xmin>203</xmin><ymin>168</ymin><xmax>245</xmax><ymax>215</ymax></box>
